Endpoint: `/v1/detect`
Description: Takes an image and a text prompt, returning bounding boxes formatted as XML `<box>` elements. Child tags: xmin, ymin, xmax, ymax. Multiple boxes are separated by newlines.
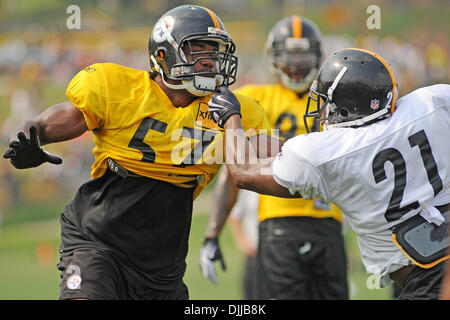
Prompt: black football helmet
<box><xmin>266</xmin><ymin>16</ymin><xmax>322</xmax><ymax>94</ymax></box>
<box><xmin>304</xmin><ymin>48</ymin><xmax>398</xmax><ymax>132</ymax></box>
<box><xmin>148</xmin><ymin>5</ymin><xmax>238</xmax><ymax>96</ymax></box>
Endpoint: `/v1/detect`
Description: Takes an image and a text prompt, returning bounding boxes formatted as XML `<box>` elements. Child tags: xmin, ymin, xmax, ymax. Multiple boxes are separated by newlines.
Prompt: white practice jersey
<box><xmin>273</xmin><ymin>84</ymin><xmax>450</xmax><ymax>287</ymax></box>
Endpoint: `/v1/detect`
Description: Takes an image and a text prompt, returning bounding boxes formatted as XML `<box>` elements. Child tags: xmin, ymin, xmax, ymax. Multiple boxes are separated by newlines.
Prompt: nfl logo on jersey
<box><xmin>370</xmin><ymin>99</ymin><xmax>380</xmax><ymax>110</ymax></box>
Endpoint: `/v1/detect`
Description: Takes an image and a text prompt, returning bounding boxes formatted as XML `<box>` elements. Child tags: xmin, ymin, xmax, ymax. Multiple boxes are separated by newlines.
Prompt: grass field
<box><xmin>0</xmin><ymin>196</ymin><xmax>394</xmax><ymax>300</ymax></box>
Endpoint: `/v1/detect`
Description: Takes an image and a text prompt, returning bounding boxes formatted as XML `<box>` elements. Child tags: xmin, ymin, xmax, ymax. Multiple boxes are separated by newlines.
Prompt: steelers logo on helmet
<box><xmin>148</xmin><ymin>5</ymin><xmax>238</xmax><ymax>97</ymax></box>
<box><xmin>152</xmin><ymin>15</ymin><xmax>175</xmax><ymax>43</ymax></box>
<box><xmin>304</xmin><ymin>48</ymin><xmax>398</xmax><ymax>133</ymax></box>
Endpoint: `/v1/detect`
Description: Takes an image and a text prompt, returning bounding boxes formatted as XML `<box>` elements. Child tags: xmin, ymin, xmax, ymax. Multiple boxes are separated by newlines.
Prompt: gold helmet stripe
<box><xmin>348</xmin><ymin>48</ymin><xmax>398</xmax><ymax>113</ymax></box>
<box><xmin>292</xmin><ymin>16</ymin><xmax>302</xmax><ymax>38</ymax></box>
<box><xmin>203</xmin><ymin>7</ymin><xmax>221</xmax><ymax>30</ymax></box>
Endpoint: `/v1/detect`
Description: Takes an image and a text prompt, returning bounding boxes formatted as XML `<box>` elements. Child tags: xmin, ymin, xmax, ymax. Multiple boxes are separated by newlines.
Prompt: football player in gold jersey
<box><xmin>200</xmin><ymin>16</ymin><xmax>349</xmax><ymax>299</ymax></box>
<box><xmin>3</xmin><ymin>5</ymin><xmax>278</xmax><ymax>300</ymax></box>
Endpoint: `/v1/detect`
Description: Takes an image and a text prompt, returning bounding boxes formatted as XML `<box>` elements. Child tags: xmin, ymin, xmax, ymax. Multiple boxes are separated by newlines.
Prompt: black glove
<box><xmin>3</xmin><ymin>125</ymin><xmax>62</xmax><ymax>169</ymax></box>
<box><xmin>208</xmin><ymin>86</ymin><xmax>241</xmax><ymax>128</ymax></box>
<box><xmin>199</xmin><ymin>237</ymin><xmax>227</xmax><ymax>284</ymax></box>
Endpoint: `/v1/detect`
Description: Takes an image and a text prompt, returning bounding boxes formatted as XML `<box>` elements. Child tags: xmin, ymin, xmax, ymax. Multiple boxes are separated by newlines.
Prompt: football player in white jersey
<box><xmin>207</xmin><ymin>48</ymin><xmax>450</xmax><ymax>300</ymax></box>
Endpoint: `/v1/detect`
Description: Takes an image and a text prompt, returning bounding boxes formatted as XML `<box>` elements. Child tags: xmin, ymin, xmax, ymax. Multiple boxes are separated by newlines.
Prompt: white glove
<box><xmin>199</xmin><ymin>237</ymin><xmax>226</xmax><ymax>284</ymax></box>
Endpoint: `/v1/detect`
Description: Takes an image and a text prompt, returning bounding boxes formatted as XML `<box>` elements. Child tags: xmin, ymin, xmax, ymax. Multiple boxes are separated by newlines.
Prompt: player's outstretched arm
<box><xmin>3</xmin><ymin>101</ymin><xmax>88</xmax><ymax>169</ymax></box>
<box><xmin>223</xmin><ymin>116</ymin><xmax>297</xmax><ymax>198</ymax></box>
<box><xmin>208</xmin><ymin>86</ymin><xmax>296</xmax><ymax>198</ymax></box>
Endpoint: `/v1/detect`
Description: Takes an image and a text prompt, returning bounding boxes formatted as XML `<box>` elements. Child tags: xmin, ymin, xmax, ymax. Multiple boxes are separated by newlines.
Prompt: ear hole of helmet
<box><xmin>158</xmin><ymin>49</ymin><xmax>166</xmax><ymax>59</ymax></box>
<box><xmin>340</xmin><ymin>108</ymin><xmax>349</xmax><ymax>117</ymax></box>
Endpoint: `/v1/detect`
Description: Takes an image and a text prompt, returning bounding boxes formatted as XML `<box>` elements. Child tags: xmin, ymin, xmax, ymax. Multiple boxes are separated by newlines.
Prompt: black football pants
<box><xmin>256</xmin><ymin>217</ymin><xmax>349</xmax><ymax>300</ymax></box>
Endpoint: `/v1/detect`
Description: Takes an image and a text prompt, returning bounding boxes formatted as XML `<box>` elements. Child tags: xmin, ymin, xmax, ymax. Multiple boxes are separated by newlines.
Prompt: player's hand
<box><xmin>199</xmin><ymin>237</ymin><xmax>227</xmax><ymax>284</ymax></box>
<box><xmin>208</xmin><ymin>86</ymin><xmax>241</xmax><ymax>128</ymax></box>
<box><xmin>3</xmin><ymin>125</ymin><xmax>62</xmax><ymax>169</ymax></box>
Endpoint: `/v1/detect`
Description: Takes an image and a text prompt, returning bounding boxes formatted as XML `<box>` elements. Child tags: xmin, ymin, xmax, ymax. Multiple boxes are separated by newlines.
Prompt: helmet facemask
<box><xmin>304</xmin><ymin>80</ymin><xmax>327</xmax><ymax>132</ymax></box>
<box><xmin>304</xmin><ymin>66</ymin><xmax>349</xmax><ymax>132</ymax></box>
<box><xmin>179</xmin><ymin>36</ymin><xmax>237</xmax><ymax>96</ymax></box>
<box><xmin>269</xmin><ymin>37</ymin><xmax>320</xmax><ymax>94</ymax></box>
<box><xmin>150</xmin><ymin>30</ymin><xmax>238</xmax><ymax>97</ymax></box>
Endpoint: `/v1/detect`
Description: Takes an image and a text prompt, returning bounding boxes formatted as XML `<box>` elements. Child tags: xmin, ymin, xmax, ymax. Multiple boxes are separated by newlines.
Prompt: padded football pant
<box><xmin>257</xmin><ymin>217</ymin><xmax>349</xmax><ymax>300</ymax></box>
<box><xmin>58</xmin><ymin>169</ymin><xmax>194</xmax><ymax>299</ymax></box>
<box><xmin>58</xmin><ymin>248</ymin><xmax>189</xmax><ymax>300</ymax></box>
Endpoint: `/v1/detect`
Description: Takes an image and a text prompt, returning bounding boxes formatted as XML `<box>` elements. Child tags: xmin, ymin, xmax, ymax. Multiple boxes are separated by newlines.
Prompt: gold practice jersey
<box><xmin>66</xmin><ymin>63</ymin><xmax>271</xmax><ymax>199</ymax></box>
<box><xmin>235</xmin><ymin>83</ymin><xmax>342</xmax><ymax>222</ymax></box>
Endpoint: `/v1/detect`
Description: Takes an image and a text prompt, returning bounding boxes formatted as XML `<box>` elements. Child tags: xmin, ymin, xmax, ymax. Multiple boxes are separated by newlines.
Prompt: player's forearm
<box><xmin>223</xmin><ymin>115</ymin><xmax>298</xmax><ymax>198</ymax></box>
<box><xmin>204</xmin><ymin>168</ymin><xmax>239</xmax><ymax>238</ymax></box>
<box><xmin>223</xmin><ymin>116</ymin><xmax>270</xmax><ymax>188</ymax></box>
<box><xmin>8</xmin><ymin>102</ymin><xmax>88</xmax><ymax>145</ymax></box>
<box><xmin>249</xmin><ymin>134</ymin><xmax>283</xmax><ymax>159</ymax></box>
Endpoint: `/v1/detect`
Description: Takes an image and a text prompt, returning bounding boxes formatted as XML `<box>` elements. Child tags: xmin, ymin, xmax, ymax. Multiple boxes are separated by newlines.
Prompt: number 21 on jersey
<box><xmin>372</xmin><ymin>129</ymin><xmax>443</xmax><ymax>222</ymax></box>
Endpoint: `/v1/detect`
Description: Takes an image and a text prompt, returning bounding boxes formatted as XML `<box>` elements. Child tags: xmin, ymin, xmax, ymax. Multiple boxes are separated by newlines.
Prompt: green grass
<box><xmin>1</xmin><ymin>202</ymin><xmax>67</xmax><ymax>227</ymax></box>
<box><xmin>0</xmin><ymin>219</ymin><xmax>61</xmax><ymax>299</ymax></box>
<box><xmin>0</xmin><ymin>202</ymin><xmax>395</xmax><ymax>300</ymax></box>
<box><xmin>185</xmin><ymin>213</ymin><xmax>246</xmax><ymax>300</ymax></box>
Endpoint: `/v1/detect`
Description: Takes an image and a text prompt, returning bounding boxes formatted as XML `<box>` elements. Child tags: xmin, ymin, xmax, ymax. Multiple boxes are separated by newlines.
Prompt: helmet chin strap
<box><xmin>184</xmin><ymin>76</ymin><xmax>220</xmax><ymax>96</ymax></box>
<box><xmin>162</xmin><ymin>75</ymin><xmax>219</xmax><ymax>97</ymax></box>
<box><xmin>150</xmin><ymin>54</ymin><xmax>190</xmax><ymax>91</ymax></box>
<box><xmin>326</xmin><ymin>107</ymin><xmax>390</xmax><ymax>130</ymax></box>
